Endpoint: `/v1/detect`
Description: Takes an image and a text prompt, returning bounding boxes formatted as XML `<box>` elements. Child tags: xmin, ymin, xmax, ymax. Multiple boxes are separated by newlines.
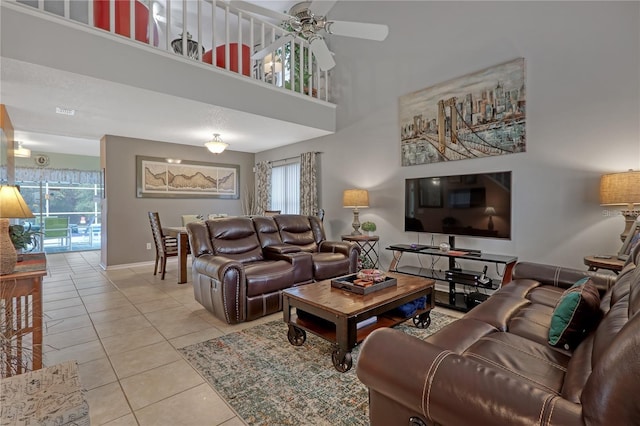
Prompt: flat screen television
<box><xmin>405</xmin><ymin>171</ymin><xmax>512</xmax><ymax>239</ymax></box>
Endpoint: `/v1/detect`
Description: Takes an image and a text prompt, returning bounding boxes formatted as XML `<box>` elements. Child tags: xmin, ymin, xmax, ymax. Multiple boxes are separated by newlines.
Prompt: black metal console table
<box><xmin>342</xmin><ymin>235</ymin><xmax>379</xmax><ymax>269</ymax></box>
<box><xmin>386</xmin><ymin>244</ymin><xmax>517</xmax><ymax>312</ymax></box>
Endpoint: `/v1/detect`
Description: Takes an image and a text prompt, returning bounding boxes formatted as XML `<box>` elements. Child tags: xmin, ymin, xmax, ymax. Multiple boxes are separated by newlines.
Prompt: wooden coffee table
<box><xmin>282</xmin><ymin>272</ymin><xmax>435</xmax><ymax>372</ymax></box>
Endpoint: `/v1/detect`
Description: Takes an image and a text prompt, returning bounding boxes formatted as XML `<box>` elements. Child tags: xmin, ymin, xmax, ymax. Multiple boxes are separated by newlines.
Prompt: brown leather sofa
<box><xmin>187</xmin><ymin>215</ymin><xmax>360</xmax><ymax>324</ymax></box>
<box><xmin>357</xmin><ymin>244</ymin><xmax>640</xmax><ymax>425</ymax></box>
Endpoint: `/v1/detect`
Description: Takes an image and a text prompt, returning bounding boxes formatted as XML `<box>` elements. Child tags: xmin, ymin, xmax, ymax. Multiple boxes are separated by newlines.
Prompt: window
<box><xmin>271</xmin><ymin>162</ymin><xmax>300</xmax><ymax>214</ymax></box>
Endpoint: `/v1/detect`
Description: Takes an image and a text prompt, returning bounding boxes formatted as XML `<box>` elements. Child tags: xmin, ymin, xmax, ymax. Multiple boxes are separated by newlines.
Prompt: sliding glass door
<box><xmin>17</xmin><ymin>181</ymin><xmax>102</xmax><ymax>253</ymax></box>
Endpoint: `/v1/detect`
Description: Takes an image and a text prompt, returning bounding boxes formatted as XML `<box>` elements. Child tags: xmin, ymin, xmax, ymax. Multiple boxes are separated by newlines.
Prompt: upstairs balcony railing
<box><xmin>10</xmin><ymin>0</ymin><xmax>331</xmax><ymax>101</ymax></box>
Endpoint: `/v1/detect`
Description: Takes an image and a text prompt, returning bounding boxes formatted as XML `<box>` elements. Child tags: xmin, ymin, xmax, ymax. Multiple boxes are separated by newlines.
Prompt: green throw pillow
<box><xmin>548</xmin><ymin>279</ymin><xmax>602</xmax><ymax>350</ymax></box>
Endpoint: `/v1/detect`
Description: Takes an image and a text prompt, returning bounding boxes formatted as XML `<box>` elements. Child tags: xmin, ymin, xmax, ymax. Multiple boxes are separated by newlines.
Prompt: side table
<box><xmin>583</xmin><ymin>255</ymin><xmax>625</xmax><ymax>274</ymax></box>
<box><xmin>0</xmin><ymin>252</ymin><xmax>47</xmax><ymax>377</ymax></box>
<box><xmin>342</xmin><ymin>235</ymin><xmax>379</xmax><ymax>269</ymax></box>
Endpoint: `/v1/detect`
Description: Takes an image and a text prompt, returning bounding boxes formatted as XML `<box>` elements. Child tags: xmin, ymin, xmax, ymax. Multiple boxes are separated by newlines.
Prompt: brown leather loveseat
<box><xmin>357</xmin><ymin>244</ymin><xmax>640</xmax><ymax>425</ymax></box>
<box><xmin>187</xmin><ymin>214</ymin><xmax>360</xmax><ymax>324</ymax></box>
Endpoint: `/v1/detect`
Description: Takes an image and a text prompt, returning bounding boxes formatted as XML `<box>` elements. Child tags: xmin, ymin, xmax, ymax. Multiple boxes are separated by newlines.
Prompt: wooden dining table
<box><xmin>163</xmin><ymin>226</ymin><xmax>190</xmax><ymax>284</ymax></box>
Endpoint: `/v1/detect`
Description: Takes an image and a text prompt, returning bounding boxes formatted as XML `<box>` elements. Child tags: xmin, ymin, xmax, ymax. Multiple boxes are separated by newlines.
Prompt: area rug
<box><xmin>179</xmin><ymin>311</ymin><xmax>457</xmax><ymax>426</ymax></box>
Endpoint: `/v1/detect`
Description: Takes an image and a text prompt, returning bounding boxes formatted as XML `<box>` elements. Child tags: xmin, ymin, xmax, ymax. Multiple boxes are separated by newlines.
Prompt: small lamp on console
<box><xmin>600</xmin><ymin>169</ymin><xmax>640</xmax><ymax>242</ymax></box>
<box><xmin>343</xmin><ymin>189</ymin><xmax>369</xmax><ymax>235</ymax></box>
<box><xmin>0</xmin><ymin>185</ymin><xmax>35</xmax><ymax>275</ymax></box>
<box><xmin>484</xmin><ymin>206</ymin><xmax>496</xmax><ymax>231</ymax></box>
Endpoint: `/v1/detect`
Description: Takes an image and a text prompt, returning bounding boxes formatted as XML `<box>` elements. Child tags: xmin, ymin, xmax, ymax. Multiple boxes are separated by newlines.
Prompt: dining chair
<box><xmin>181</xmin><ymin>214</ymin><xmax>202</xmax><ymax>226</ymax></box>
<box><xmin>148</xmin><ymin>212</ymin><xmax>178</xmax><ymax>280</ymax></box>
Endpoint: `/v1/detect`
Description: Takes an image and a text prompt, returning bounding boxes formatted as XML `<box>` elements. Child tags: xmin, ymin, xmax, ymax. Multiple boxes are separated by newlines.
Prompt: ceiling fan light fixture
<box><xmin>205</xmin><ymin>134</ymin><xmax>229</xmax><ymax>154</ymax></box>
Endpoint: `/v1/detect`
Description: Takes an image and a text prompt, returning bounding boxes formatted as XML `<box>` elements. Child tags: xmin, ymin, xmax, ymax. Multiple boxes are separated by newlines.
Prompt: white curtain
<box><xmin>271</xmin><ymin>162</ymin><xmax>300</xmax><ymax>214</ymax></box>
<box><xmin>299</xmin><ymin>152</ymin><xmax>318</xmax><ymax>216</ymax></box>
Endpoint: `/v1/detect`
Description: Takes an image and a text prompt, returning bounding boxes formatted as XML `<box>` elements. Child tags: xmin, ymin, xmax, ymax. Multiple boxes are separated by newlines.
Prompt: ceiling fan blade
<box><xmin>325</xmin><ymin>20</ymin><xmax>389</xmax><ymax>41</ymax></box>
<box><xmin>309</xmin><ymin>0</ymin><xmax>337</xmax><ymax>17</ymax></box>
<box><xmin>251</xmin><ymin>34</ymin><xmax>294</xmax><ymax>60</ymax></box>
<box><xmin>227</xmin><ymin>0</ymin><xmax>292</xmax><ymax>22</ymax></box>
<box><xmin>309</xmin><ymin>37</ymin><xmax>336</xmax><ymax>71</ymax></box>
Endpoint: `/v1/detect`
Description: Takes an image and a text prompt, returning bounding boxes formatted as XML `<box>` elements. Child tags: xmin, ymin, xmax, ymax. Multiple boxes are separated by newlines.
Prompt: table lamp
<box><xmin>343</xmin><ymin>189</ymin><xmax>369</xmax><ymax>235</ymax></box>
<box><xmin>600</xmin><ymin>170</ymin><xmax>640</xmax><ymax>242</ymax></box>
<box><xmin>0</xmin><ymin>185</ymin><xmax>35</xmax><ymax>275</ymax></box>
<box><xmin>484</xmin><ymin>206</ymin><xmax>496</xmax><ymax>231</ymax></box>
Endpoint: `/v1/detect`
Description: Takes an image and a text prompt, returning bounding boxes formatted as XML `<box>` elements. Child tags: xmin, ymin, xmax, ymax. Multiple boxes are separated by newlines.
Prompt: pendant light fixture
<box><xmin>205</xmin><ymin>134</ymin><xmax>229</xmax><ymax>154</ymax></box>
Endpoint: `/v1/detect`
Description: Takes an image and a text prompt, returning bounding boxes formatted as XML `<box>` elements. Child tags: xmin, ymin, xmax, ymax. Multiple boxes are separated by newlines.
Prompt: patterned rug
<box><xmin>179</xmin><ymin>311</ymin><xmax>457</xmax><ymax>426</ymax></box>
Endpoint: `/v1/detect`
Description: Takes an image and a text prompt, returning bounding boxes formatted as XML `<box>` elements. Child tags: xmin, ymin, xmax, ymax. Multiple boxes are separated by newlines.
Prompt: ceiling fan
<box><xmin>230</xmin><ymin>0</ymin><xmax>389</xmax><ymax>71</ymax></box>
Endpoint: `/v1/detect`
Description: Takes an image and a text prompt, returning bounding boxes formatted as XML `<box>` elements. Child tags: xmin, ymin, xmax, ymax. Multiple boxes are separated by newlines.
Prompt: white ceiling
<box><xmin>2</xmin><ymin>0</ymin><xmax>331</xmax><ymax>157</ymax></box>
<box><xmin>2</xmin><ymin>57</ymin><xmax>331</xmax><ymax>156</ymax></box>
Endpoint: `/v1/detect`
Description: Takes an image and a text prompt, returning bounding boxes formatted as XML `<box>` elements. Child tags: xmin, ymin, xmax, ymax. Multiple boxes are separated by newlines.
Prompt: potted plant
<box><xmin>361</xmin><ymin>221</ymin><xmax>377</xmax><ymax>236</ymax></box>
<box><xmin>9</xmin><ymin>223</ymin><xmax>41</xmax><ymax>254</ymax></box>
<box><xmin>279</xmin><ymin>26</ymin><xmax>317</xmax><ymax>97</ymax></box>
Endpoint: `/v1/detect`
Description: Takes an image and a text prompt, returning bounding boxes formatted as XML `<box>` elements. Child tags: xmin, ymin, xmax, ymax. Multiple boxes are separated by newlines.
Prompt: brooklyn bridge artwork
<box><xmin>399</xmin><ymin>58</ymin><xmax>526</xmax><ymax>166</ymax></box>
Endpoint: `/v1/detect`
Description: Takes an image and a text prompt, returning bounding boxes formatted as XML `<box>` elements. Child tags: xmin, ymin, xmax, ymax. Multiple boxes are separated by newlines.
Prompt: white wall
<box><xmin>256</xmin><ymin>1</ymin><xmax>640</xmax><ymax>272</ymax></box>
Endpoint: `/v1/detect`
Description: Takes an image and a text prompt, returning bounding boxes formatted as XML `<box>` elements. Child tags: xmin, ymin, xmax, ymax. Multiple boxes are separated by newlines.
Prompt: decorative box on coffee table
<box><xmin>331</xmin><ymin>273</ymin><xmax>397</xmax><ymax>295</ymax></box>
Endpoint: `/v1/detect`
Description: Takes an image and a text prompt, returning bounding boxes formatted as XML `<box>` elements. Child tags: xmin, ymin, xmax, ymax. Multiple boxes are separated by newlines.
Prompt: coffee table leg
<box><xmin>413</xmin><ymin>311</ymin><xmax>432</xmax><ymax>329</ymax></box>
<box><xmin>331</xmin><ymin>348</ymin><xmax>353</xmax><ymax>373</ymax></box>
<box><xmin>287</xmin><ymin>325</ymin><xmax>306</xmax><ymax>346</ymax></box>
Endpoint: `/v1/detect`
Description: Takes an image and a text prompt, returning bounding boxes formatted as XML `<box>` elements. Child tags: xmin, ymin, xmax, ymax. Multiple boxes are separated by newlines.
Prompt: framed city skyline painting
<box><xmin>399</xmin><ymin>58</ymin><xmax>526</xmax><ymax>166</ymax></box>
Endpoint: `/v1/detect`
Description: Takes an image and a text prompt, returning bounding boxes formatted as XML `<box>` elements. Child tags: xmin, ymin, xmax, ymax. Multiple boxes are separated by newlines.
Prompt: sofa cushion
<box><xmin>274</xmin><ymin>215</ymin><xmax>318</xmax><ymax>251</ymax></box>
<box><xmin>209</xmin><ymin>217</ymin><xmax>264</xmax><ymax>263</ymax></box>
<box><xmin>244</xmin><ymin>260</ymin><xmax>294</xmax><ymax>297</ymax></box>
<box><xmin>548</xmin><ymin>279</ymin><xmax>602</xmax><ymax>350</ymax></box>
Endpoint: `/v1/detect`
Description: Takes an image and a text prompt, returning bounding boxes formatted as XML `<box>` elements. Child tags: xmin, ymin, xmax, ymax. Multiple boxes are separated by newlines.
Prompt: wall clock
<box><xmin>34</xmin><ymin>154</ymin><xmax>50</xmax><ymax>167</ymax></box>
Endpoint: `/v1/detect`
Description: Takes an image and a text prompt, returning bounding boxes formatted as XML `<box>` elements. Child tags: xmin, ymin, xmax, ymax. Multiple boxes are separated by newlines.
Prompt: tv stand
<box><xmin>387</xmin><ymin>243</ymin><xmax>517</xmax><ymax>312</ymax></box>
<box><xmin>446</xmin><ymin>236</ymin><xmax>482</xmax><ymax>255</ymax></box>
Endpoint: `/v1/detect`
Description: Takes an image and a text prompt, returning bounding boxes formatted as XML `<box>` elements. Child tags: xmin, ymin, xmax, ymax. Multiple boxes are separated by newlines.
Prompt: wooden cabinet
<box><xmin>1</xmin><ymin>253</ymin><xmax>46</xmax><ymax>377</ymax></box>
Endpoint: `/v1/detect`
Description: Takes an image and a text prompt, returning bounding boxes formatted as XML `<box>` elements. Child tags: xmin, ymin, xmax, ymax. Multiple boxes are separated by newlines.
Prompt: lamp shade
<box><xmin>263</xmin><ymin>54</ymin><xmax>283</xmax><ymax>73</ymax></box>
<box><xmin>0</xmin><ymin>185</ymin><xmax>34</xmax><ymax>275</ymax></box>
<box><xmin>600</xmin><ymin>170</ymin><xmax>640</xmax><ymax>207</ymax></box>
<box><xmin>484</xmin><ymin>207</ymin><xmax>496</xmax><ymax>216</ymax></box>
<box><xmin>343</xmin><ymin>189</ymin><xmax>369</xmax><ymax>208</ymax></box>
<box><xmin>0</xmin><ymin>185</ymin><xmax>34</xmax><ymax>219</ymax></box>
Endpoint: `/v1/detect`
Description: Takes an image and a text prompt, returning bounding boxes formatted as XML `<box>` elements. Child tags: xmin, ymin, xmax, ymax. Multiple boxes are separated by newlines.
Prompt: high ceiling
<box><xmin>2</xmin><ymin>0</ymin><xmax>330</xmax><ymax>157</ymax></box>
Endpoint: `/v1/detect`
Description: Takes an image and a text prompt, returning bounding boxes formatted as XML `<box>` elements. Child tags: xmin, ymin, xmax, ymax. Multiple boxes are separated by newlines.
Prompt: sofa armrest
<box><xmin>319</xmin><ymin>241</ymin><xmax>361</xmax><ymax>273</ymax></box>
<box><xmin>192</xmin><ymin>254</ymin><xmax>247</xmax><ymax>323</ymax></box>
<box><xmin>512</xmin><ymin>261</ymin><xmax>616</xmax><ymax>292</ymax></box>
<box><xmin>318</xmin><ymin>240</ymin><xmax>356</xmax><ymax>256</ymax></box>
<box><xmin>193</xmin><ymin>254</ymin><xmax>242</xmax><ymax>282</ymax></box>
<box><xmin>357</xmin><ymin>328</ymin><xmax>583</xmax><ymax>426</ymax></box>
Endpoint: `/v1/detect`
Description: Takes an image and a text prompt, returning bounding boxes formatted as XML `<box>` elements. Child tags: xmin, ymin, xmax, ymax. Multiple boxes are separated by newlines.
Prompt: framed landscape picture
<box><xmin>136</xmin><ymin>156</ymin><xmax>239</xmax><ymax>199</ymax></box>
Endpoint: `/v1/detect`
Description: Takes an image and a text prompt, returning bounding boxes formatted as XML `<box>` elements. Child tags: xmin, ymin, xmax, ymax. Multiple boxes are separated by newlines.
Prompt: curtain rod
<box><xmin>267</xmin><ymin>152</ymin><xmax>323</xmax><ymax>165</ymax></box>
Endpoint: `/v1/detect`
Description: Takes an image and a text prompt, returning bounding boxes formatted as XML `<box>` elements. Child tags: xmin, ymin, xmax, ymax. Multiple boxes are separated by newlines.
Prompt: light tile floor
<box><xmin>41</xmin><ymin>251</ymin><xmax>463</xmax><ymax>425</ymax></box>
